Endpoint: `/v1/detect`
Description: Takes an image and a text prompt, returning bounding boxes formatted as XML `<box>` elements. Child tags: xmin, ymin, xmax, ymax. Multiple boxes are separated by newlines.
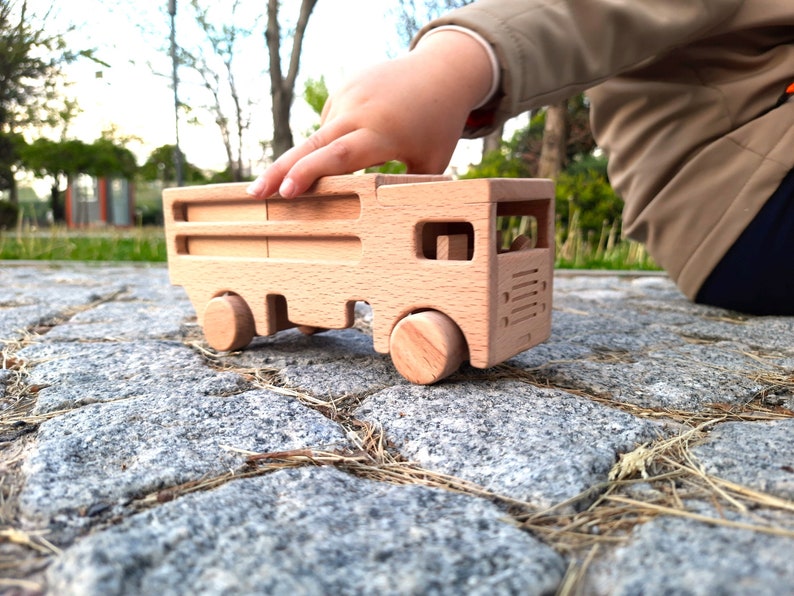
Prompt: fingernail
<box><xmin>279</xmin><ymin>177</ymin><xmax>296</xmax><ymax>198</ymax></box>
<box><xmin>246</xmin><ymin>176</ymin><xmax>265</xmax><ymax>196</ymax></box>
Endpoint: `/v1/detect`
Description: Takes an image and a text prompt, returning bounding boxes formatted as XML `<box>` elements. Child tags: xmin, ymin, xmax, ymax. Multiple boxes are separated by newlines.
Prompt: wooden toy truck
<box><xmin>163</xmin><ymin>174</ymin><xmax>554</xmax><ymax>384</ymax></box>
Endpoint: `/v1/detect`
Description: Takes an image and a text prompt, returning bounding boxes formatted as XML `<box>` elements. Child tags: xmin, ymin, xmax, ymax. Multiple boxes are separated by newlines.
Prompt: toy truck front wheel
<box><xmin>203</xmin><ymin>294</ymin><xmax>256</xmax><ymax>352</ymax></box>
<box><xmin>389</xmin><ymin>311</ymin><xmax>468</xmax><ymax>385</ymax></box>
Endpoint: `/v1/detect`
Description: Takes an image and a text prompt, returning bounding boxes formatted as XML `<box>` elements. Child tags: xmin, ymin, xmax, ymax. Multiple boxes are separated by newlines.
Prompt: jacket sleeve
<box><xmin>411</xmin><ymin>0</ymin><xmax>743</xmax><ymax>136</ymax></box>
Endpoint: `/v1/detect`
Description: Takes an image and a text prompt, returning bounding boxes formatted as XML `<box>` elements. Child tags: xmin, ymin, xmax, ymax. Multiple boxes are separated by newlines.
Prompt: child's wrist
<box><xmin>413</xmin><ymin>26</ymin><xmax>500</xmax><ymax>110</ymax></box>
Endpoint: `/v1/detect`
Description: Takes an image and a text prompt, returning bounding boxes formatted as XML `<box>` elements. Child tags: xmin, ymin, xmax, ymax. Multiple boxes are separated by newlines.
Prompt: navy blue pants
<box><xmin>696</xmin><ymin>168</ymin><xmax>794</xmax><ymax>315</ymax></box>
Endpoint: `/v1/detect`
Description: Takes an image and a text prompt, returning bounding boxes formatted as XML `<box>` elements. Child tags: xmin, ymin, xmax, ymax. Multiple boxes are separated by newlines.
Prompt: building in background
<box><xmin>66</xmin><ymin>175</ymin><xmax>135</xmax><ymax>228</ymax></box>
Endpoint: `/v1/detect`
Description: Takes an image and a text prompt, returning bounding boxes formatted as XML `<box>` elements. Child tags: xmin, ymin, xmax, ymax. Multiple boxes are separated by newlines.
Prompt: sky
<box><xmin>26</xmin><ymin>0</ymin><xmax>486</xmax><ymax>178</ymax></box>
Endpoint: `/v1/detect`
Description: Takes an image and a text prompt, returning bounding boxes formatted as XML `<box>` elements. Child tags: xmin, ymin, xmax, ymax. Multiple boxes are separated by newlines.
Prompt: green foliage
<box><xmin>556</xmin><ymin>210</ymin><xmax>659</xmax><ymax>271</ymax></box>
<box><xmin>20</xmin><ymin>138</ymin><xmax>84</xmax><ymax>178</ymax></box>
<box><xmin>0</xmin><ymin>225</ymin><xmax>167</xmax><ymax>262</ymax></box>
<box><xmin>461</xmin><ymin>119</ymin><xmax>539</xmax><ymax>180</ymax></box>
<box><xmin>303</xmin><ymin>77</ymin><xmax>328</xmax><ymax>117</ymax></box>
<box><xmin>457</xmin><ymin>100</ymin><xmax>644</xmax><ymax>269</ymax></box>
<box><xmin>133</xmin><ymin>181</ymin><xmax>165</xmax><ymax>226</ymax></box>
<box><xmin>0</xmin><ymin>1</ymin><xmax>84</xmax><ymax>194</ymax></box>
<box><xmin>139</xmin><ymin>145</ymin><xmax>207</xmax><ymax>184</ymax></box>
<box><xmin>365</xmin><ymin>161</ymin><xmax>407</xmax><ymax>175</ymax></box>
<box><xmin>474</xmin><ymin>95</ymin><xmax>594</xmax><ymax>179</ymax></box>
<box><xmin>0</xmin><ymin>1</ymin><xmax>69</xmax><ymax>129</ymax></box>
<box><xmin>20</xmin><ymin>137</ymin><xmax>139</xmax><ymax>180</ymax></box>
<box><xmin>461</xmin><ymin>105</ymin><xmax>623</xmax><ymax>254</ymax></box>
<box><xmin>551</xmin><ymin>155</ymin><xmax>655</xmax><ymax>270</ymax></box>
<box><xmin>555</xmin><ymin>163</ymin><xmax>623</xmax><ymax>237</ymax></box>
<box><xmin>461</xmin><ymin>146</ymin><xmax>531</xmax><ymax>180</ymax></box>
<box><xmin>135</xmin><ymin>201</ymin><xmax>163</xmax><ymax>227</ymax></box>
<box><xmin>0</xmin><ymin>131</ymin><xmax>23</xmax><ymax>191</ymax></box>
<box><xmin>564</xmin><ymin>152</ymin><xmax>609</xmax><ymax>178</ymax></box>
<box><xmin>208</xmin><ymin>168</ymin><xmax>235</xmax><ymax>183</ymax></box>
<box><xmin>0</xmin><ymin>199</ymin><xmax>18</xmax><ymax>229</ymax></box>
<box><xmin>86</xmin><ymin>138</ymin><xmax>137</xmax><ymax>179</ymax></box>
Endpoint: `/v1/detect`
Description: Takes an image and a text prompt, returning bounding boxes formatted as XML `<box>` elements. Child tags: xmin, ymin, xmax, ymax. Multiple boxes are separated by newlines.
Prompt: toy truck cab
<box><xmin>164</xmin><ymin>174</ymin><xmax>554</xmax><ymax>384</ymax></box>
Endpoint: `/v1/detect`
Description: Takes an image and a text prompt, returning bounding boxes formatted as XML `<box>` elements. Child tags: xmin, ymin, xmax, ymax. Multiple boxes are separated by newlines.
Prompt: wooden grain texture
<box><xmin>164</xmin><ymin>174</ymin><xmax>554</xmax><ymax>384</ymax></box>
<box><xmin>437</xmin><ymin>234</ymin><xmax>470</xmax><ymax>261</ymax></box>
<box><xmin>389</xmin><ymin>311</ymin><xmax>468</xmax><ymax>385</ymax></box>
<box><xmin>203</xmin><ymin>294</ymin><xmax>256</xmax><ymax>352</ymax></box>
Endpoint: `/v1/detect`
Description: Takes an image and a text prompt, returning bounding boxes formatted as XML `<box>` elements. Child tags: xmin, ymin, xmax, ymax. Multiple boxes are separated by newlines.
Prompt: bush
<box><xmin>555</xmin><ymin>168</ymin><xmax>623</xmax><ymax>236</ymax></box>
<box><xmin>136</xmin><ymin>204</ymin><xmax>163</xmax><ymax>226</ymax></box>
<box><xmin>366</xmin><ymin>161</ymin><xmax>407</xmax><ymax>175</ymax></box>
<box><xmin>0</xmin><ymin>200</ymin><xmax>19</xmax><ymax>229</ymax></box>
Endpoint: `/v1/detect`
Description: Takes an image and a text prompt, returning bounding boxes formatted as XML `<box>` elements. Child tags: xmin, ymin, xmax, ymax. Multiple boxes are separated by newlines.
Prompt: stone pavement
<box><xmin>1</xmin><ymin>261</ymin><xmax>793</xmax><ymax>595</ymax></box>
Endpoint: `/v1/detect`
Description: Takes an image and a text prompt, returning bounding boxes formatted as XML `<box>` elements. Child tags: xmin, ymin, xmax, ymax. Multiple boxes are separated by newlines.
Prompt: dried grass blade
<box><xmin>605</xmin><ymin>496</ymin><xmax>794</xmax><ymax>538</ymax></box>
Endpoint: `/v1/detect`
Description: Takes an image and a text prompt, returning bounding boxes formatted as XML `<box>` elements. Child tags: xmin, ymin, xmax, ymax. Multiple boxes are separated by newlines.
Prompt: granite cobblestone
<box><xmin>1</xmin><ymin>263</ymin><xmax>793</xmax><ymax>594</ymax></box>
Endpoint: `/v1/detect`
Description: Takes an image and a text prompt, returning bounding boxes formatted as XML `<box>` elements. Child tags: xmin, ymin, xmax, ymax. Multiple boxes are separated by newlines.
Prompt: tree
<box><xmin>393</xmin><ymin>0</ymin><xmax>473</xmax><ymax>47</ymax></box>
<box><xmin>463</xmin><ymin>104</ymin><xmax>618</xmax><ymax>238</ymax></box>
<box><xmin>265</xmin><ymin>0</ymin><xmax>319</xmax><ymax>159</ymax></box>
<box><xmin>140</xmin><ymin>144</ymin><xmax>207</xmax><ymax>184</ymax></box>
<box><xmin>180</xmin><ymin>0</ymin><xmax>253</xmax><ymax>182</ymax></box>
<box><xmin>464</xmin><ymin>96</ymin><xmax>594</xmax><ymax>179</ymax></box>
<box><xmin>19</xmin><ymin>136</ymin><xmax>138</xmax><ymax>222</ymax></box>
<box><xmin>505</xmin><ymin>95</ymin><xmax>595</xmax><ymax>179</ymax></box>
<box><xmin>128</xmin><ymin>1</ymin><xmax>317</xmax><ymax>176</ymax></box>
<box><xmin>536</xmin><ymin>102</ymin><xmax>567</xmax><ymax>180</ymax></box>
<box><xmin>18</xmin><ymin>137</ymin><xmax>86</xmax><ymax>221</ymax></box>
<box><xmin>460</xmin><ymin>141</ymin><xmax>532</xmax><ymax>180</ymax></box>
<box><xmin>86</xmin><ymin>137</ymin><xmax>137</xmax><ymax>180</ymax></box>
<box><xmin>0</xmin><ymin>1</ymin><xmax>79</xmax><ymax>204</ymax></box>
<box><xmin>555</xmin><ymin>155</ymin><xmax>623</xmax><ymax>236</ymax></box>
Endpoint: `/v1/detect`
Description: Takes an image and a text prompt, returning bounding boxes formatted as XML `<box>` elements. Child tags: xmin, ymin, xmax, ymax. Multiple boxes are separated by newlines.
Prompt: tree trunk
<box><xmin>8</xmin><ymin>176</ymin><xmax>18</xmax><ymax>205</ymax></box>
<box><xmin>266</xmin><ymin>0</ymin><xmax>318</xmax><ymax>160</ymax></box>
<box><xmin>50</xmin><ymin>184</ymin><xmax>64</xmax><ymax>222</ymax></box>
<box><xmin>481</xmin><ymin>124</ymin><xmax>504</xmax><ymax>157</ymax></box>
<box><xmin>537</xmin><ymin>101</ymin><xmax>568</xmax><ymax>180</ymax></box>
<box><xmin>270</xmin><ymin>83</ymin><xmax>294</xmax><ymax>159</ymax></box>
<box><xmin>229</xmin><ymin>74</ymin><xmax>246</xmax><ymax>181</ymax></box>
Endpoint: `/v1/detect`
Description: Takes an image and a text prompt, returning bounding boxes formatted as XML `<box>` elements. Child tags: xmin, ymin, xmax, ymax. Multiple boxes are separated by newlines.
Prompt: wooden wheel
<box><xmin>389</xmin><ymin>311</ymin><xmax>468</xmax><ymax>385</ymax></box>
<box><xmin>203</xmin><ymin>294</ymin><xmax>255</xmax><ymax>352</ymax></box>
<box><xmin>297</xmin><ymin>325</ymin><xmax>328</xmax><ymax>336</ymax></box>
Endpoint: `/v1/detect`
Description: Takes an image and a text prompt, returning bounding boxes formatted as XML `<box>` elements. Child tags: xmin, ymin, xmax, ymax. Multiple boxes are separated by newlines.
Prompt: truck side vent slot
<box><xmin>180</xmin><ymin>194</ymin><xmax>361</xmax><ymax>223</ymax></box>
<box><xmin>178</xmin><ymin>235</ymin><xmax>362</xmax><ymax>263</ymax></box>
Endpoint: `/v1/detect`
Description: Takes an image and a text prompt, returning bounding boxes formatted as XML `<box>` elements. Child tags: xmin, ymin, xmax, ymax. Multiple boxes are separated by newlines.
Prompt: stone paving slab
<box><xmin>46</xmin><ymin>467</ymin><xmax>566</xmax><ymax>596</ymax></box>
<box><xmin>226</xmin><ymin>328</ymin><xmax>407</xmax><ymax>398</ymax></box>
<box><xmin>1</xmin><ymin>262</ymin><xmax>793</xmax><ymax>595</ymax></box>
<box><xmin>691</xmin><ymin>418</ymin><xmax>794</xmax><ymax>500</ymax></box>
<box><xmin>588</xmin><ymin>504</ymin><xmax>794</xmax><ymax>593</ymax></box>
<box><xmin>21</xmin><ymin>340</ymin><xmax>249</xmax><ymax>415</ymax></box>
<box><xmin>355</xmin><ymin>381</ymin><xmax>666</xmax><ymax>510</ymax></box>
<box><xmin>20</xmin><ymin>387</ymin><xmax>349</xmax><ymax>531</ymax></box>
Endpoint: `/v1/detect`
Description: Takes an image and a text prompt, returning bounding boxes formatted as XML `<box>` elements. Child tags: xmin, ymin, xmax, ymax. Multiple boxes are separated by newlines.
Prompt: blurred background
<box><xmin>0</xmin><ymin>0</ymin><xmax>651</xmax><ymax>270</ymax></box>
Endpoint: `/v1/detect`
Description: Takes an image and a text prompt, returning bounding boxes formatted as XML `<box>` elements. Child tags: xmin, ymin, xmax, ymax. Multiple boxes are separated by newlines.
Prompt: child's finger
<box><xmin>247</xmin><ymin>119</ymin><xmax>356</xmax><ymax>198</ymax></box>
<box><xmin>279</xmin><ymin>128</ymin><xmax>399</xmax><ymax>198</ymax></box>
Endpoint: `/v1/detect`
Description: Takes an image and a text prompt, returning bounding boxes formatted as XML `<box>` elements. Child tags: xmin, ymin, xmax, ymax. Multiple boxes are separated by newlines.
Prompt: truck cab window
<box><xmin>419</xmin><ymin>221</ymin><xmax>474</xmax><ymax>261</ymax></box>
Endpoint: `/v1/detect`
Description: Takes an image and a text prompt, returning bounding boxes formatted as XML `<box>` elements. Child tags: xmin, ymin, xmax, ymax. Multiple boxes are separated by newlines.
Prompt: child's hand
<box><xmin>247</xmin><ymin>30</ymin><xmax>494</xmax><ymax>199</ymax></box>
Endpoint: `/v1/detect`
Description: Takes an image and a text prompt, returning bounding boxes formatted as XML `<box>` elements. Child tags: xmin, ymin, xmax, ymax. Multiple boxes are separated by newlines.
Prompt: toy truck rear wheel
<box><xmin>389</xmin><ymin>311</ymin><xmax>468</xmax><ymax>385</ymax></box>
<box><xmin>203</xmin><ymin>294</ymin><xmax>256</xmax><ymax>352</ymax></box>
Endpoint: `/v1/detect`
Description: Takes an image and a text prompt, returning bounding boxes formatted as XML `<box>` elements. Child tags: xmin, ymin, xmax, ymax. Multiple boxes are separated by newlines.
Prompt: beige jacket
<box><xmin>417</xmin><ymin>0</ymin><xmax>794</xmax><ymax>299</ymax></box>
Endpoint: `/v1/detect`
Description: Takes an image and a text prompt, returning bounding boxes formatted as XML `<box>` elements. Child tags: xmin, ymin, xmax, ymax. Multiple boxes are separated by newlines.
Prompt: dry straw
<box><xmin>2</xmin><ymin>310</ymin><xmax>792</xmax><ymax>594</ymax></box>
